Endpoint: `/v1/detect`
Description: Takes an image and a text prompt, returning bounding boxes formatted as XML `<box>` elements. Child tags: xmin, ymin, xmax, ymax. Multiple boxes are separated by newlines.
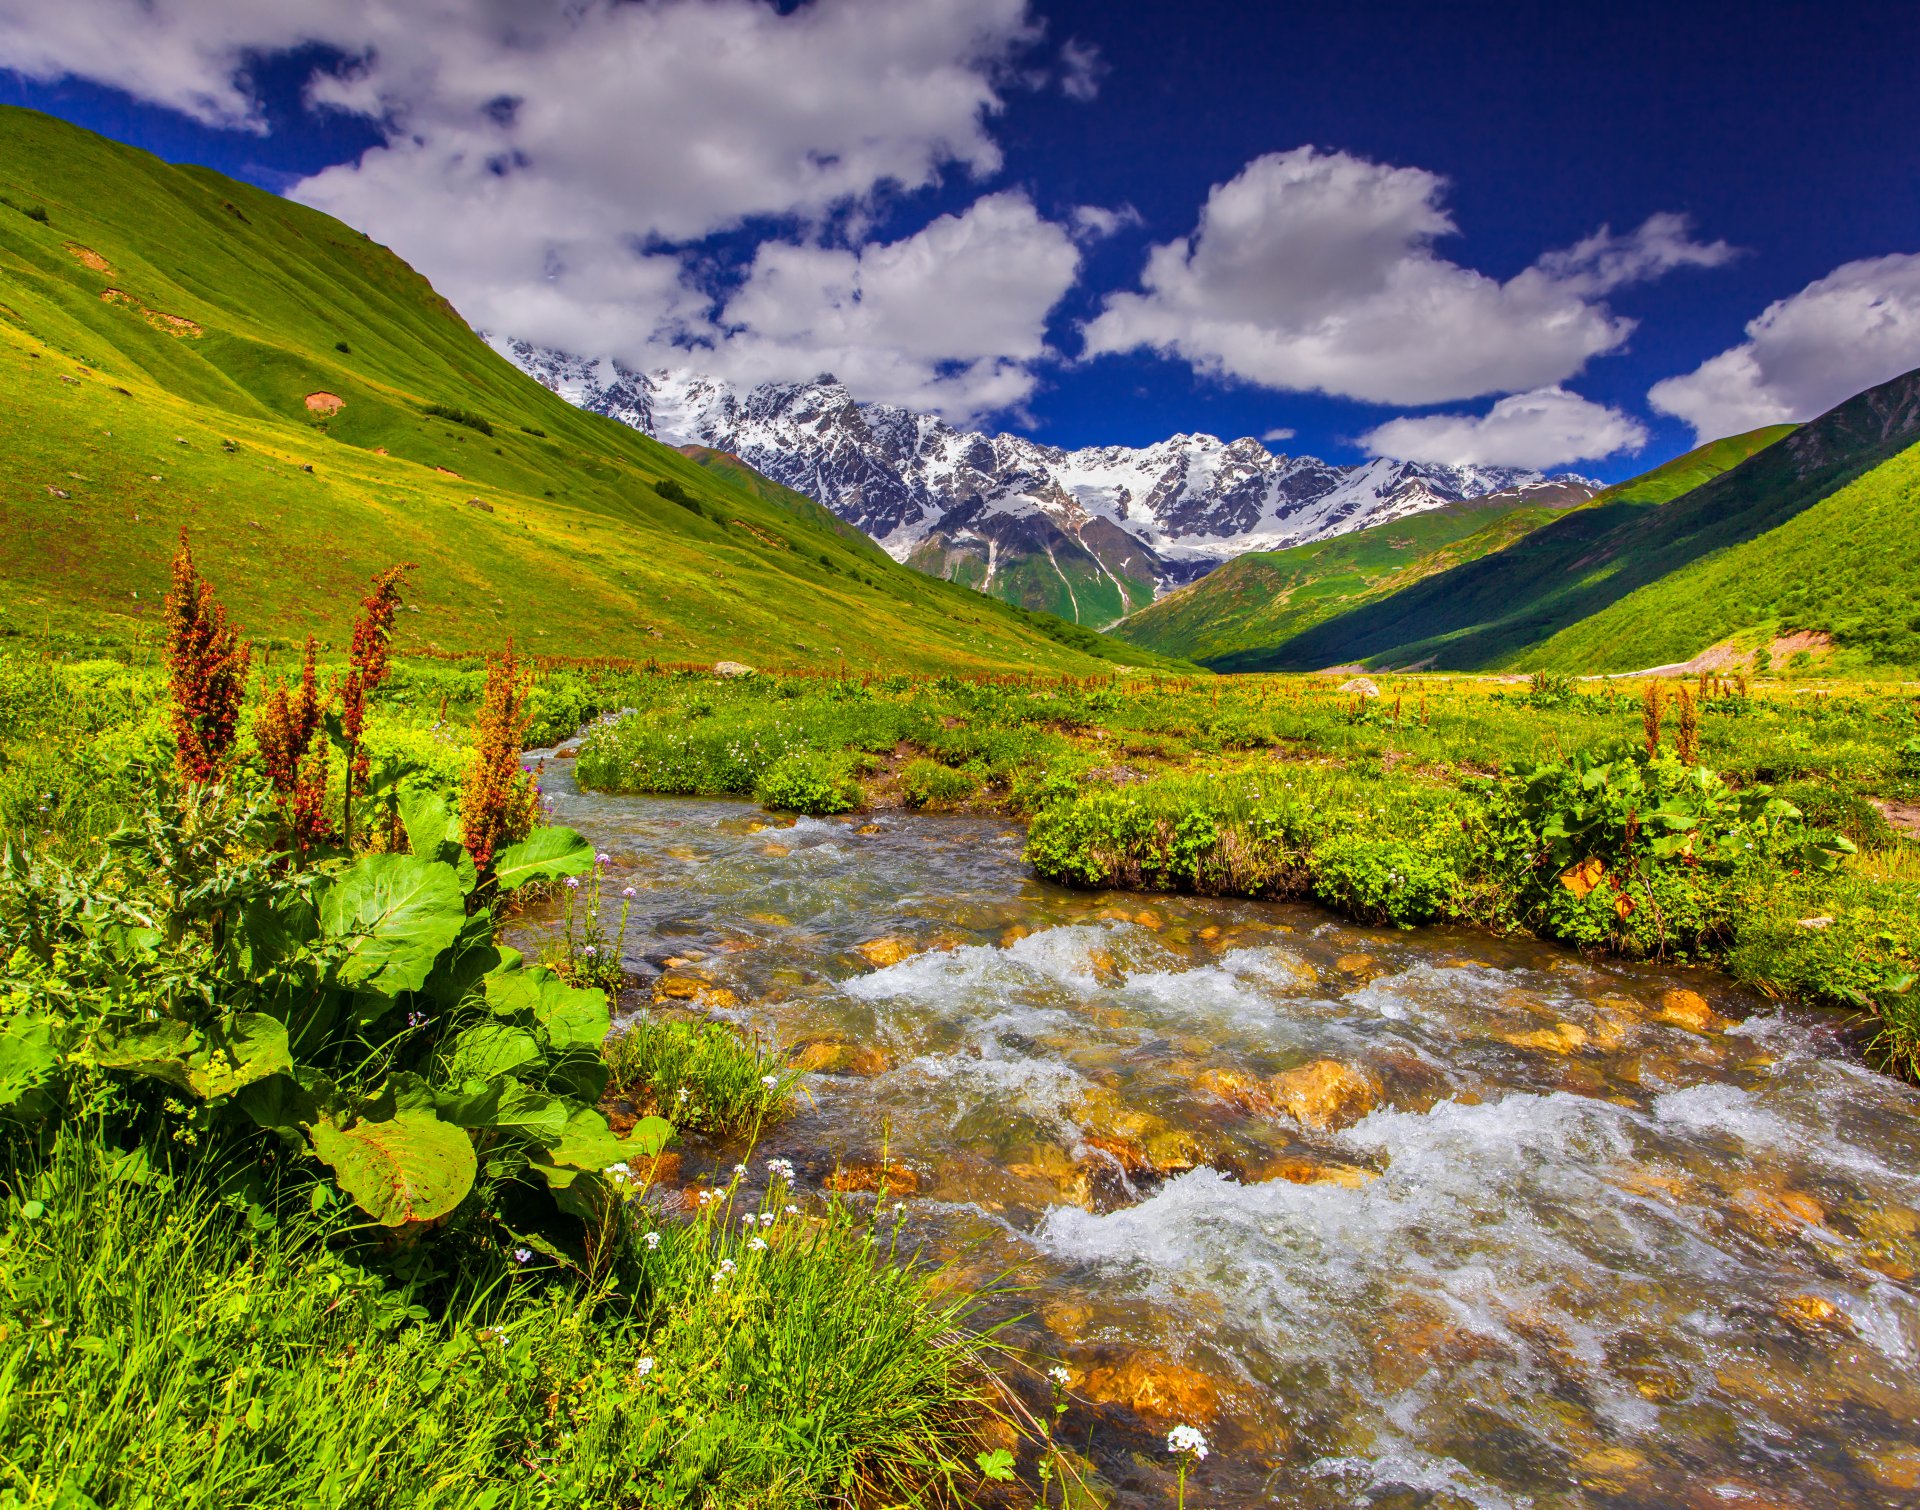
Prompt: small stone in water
<box><xmin>856</xmin><ymin>935</ymin><xmax>920</xmax><ymax>968</ymax></box>
<box><xmin>1268</xmin><ymin>1058</ymin><xmax>1381</xmax><ymax>1132</ymax></box>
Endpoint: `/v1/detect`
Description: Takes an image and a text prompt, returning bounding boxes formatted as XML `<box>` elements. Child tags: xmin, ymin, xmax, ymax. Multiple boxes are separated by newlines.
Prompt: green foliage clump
<box><xmin>900</xmin><ymin>758</ymin><xmax>981</xmax><ymax>810</ymax></box>
<box><xmin>754</xmin><ymin>749</ymin><xmax>861</xmax><ymax>815</ymax></box>
<box><xmin>0</xmin><ymin>776</ymin><xmax>659</xmax><ymax>1241</ymax></box>
<box><xmin>655</xmin><ymin>478</ymin><xmax>705</xmax><ymax>517</ymax></box>
<box><xmin>603</xmin><ymin>1016</ymin><xmax>798</xmax><ymax>1138</ymax></box>
<box><xmin>422</xmin><ymin>402</ymin><xmax>495</xmax><ymax>436</ymax></box>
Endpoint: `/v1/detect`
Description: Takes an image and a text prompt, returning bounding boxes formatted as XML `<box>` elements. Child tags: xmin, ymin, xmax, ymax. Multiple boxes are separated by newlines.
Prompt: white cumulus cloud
<box><xmin>693</xmin><ymin>191</ymin><xmax>1083</xmax><ymax>419</ymax></box>
<box><xmin>1648</xmin><ymin>252</ymin><xmax>1920</xmax><ymax>442</ymax></box>
<box><xmin>0</xmin><ymin>0</ymin><xmax>1082</xmax><ymax>420</ymax></box>
<box><xmin>1362</xmin><ymin>387</ymin><xmax>1647</xmax><ymax>470</ymax></box>
<box><xmin>1081</xmin><ymin>147</ymin><xmax>1734</xmax><ymax>407</ymax></box>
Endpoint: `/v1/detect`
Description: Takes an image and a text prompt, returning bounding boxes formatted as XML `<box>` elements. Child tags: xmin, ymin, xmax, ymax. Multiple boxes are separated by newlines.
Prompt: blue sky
<box><xmin>3</xmin><ymin>0</ymin><xmax>1918</xmax><ymax>479</ymax></box>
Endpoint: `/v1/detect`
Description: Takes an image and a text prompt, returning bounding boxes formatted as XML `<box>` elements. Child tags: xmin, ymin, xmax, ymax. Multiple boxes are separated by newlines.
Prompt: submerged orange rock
<box><xmin>1077</xmin><ymin>1355</ymin><xmax>1219</xmax><ymax>1425</ymax></box>
<box><xmin>1656</xmin><ymin>987</ymin><xmax>1728</xmax><ymax>1032</ymax></box>
<box><xmin>1268</xmin><ymin>1059</ymin><xmax>1381</xmax><ymax>1131</ymax></box>
<box><xmin>855</xmin><ymin>935</ymin><xmax>920</xmax><ymax>968</ymax></box>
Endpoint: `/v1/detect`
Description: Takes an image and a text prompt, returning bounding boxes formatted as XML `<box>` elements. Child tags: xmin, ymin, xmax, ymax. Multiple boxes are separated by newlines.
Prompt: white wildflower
<box><xmin>634</xmin><ymin>1356</ymin><xmax>655</xmax><ymax>1378</ymax></box>
<box><xmin>643</xmin><ymin>1231</ymin><xmax>662</xmax><ymax>1250</ymax></box>
<box><xmin>1167</xmin><ymin>1425</ymin><xmax>1209</xmax><ymax>1461</ymax></box>
<box><xmin>747</xmin><ymin>1237</ymin><xmax>768</xmax><ymax>1253</ymax></box>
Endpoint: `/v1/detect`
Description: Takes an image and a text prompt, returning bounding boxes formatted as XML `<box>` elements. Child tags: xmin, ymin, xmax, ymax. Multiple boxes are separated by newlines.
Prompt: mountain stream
<box><xmin>511</xmin><ymin>761</ymin><xmax>1920</xmax><ymax>1508</ymax></box>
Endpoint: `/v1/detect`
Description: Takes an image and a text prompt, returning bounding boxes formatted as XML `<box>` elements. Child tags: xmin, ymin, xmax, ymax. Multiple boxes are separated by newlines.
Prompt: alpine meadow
<box><xmin>4</xmin><ymin>6</ymin><xmax>1920</xmax><ymax>1509</ymax></box>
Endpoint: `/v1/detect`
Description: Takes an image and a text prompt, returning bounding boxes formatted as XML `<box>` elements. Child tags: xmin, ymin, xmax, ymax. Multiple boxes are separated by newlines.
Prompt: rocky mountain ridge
<box><xmin>494</xmin><ymin>337</ymin><xmax>1597</xmax><ymax>626</ymax></box>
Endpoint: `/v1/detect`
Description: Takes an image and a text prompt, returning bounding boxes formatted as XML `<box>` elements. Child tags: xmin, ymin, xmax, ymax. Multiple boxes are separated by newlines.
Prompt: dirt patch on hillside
<box><xmin>99</xmin><ymin>287</ymin><xmax>202</xmax><ymax>337</ymax></box>
<box><xmin>434</xmin><ymin>466</ymin><xmax>462</xmax><ymax>479</ymax></box>
<box><xmin>1614</xmin><ymin>630</ymin><xmax>1837</xmax><ymax>679</ymax></box>
<box><xmin>305</xmin><ymin>392</ymin><xmax>345</xmax><ymax>415</ymax></box>
<box><xmin>1873</xmin><ymin>799</ymin><xmax>1920</xmax><ymax>840</ymax></box>
<box><xmin>65</xmin><ymin>243</ymin><xmax>111</xmax><ymax>273</ymax></box>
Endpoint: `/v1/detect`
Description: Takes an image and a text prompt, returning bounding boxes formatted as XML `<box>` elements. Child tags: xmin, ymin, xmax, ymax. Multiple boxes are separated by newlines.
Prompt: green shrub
<box><xmin>1311</xmin><ymin>835</ymin><xmax>1460</xmax><ymax>927</ymax></box>
<box><xmin>900</xmin><ymin>758</ymin><xmax>981</xmax><ymax>810</ymax></box>
<box><xmin>754</xmin><ymin>750</ymin><xmax>860</xmax><ymax>815</ymax></box>
<box><xmin>656</xmin><ymin>479</ymin><xmax>704</xmax><ymax>516</ymax></box>
<box><xmin>422</xmin><ymin>402</ymin><xmax>494</xmax><ymax>436</ymax></box>
<box><xmin>0</xmin><ymin>780</ymin><xmax>656</xmax><ymax>1245</ymax></box>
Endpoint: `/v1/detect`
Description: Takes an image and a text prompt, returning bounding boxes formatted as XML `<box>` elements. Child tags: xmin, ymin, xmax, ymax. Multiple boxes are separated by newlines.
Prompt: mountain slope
<box><xmin>498</xmin><ymin>340</ymin><xmax>1597</xmax><ymax>625</ymax></box>
<box><xmin>1111</xmin><ymin>483</ymin><xmax>1591</xmax><ymax>665</ymax></box>
<box><xmin>0</xmin><ymin>107</ymin><xmax>1178</xmax><ymax>674</ymax></box>
<box><xmin>1529</xmin><ymin>435</ymin><xmax>1920</xmax><ymax>670</ymax></box>
<box><xmin>1234</xmin><ymin>412</ymin><xmax>1871</xmax><ymax>671</ymax></box>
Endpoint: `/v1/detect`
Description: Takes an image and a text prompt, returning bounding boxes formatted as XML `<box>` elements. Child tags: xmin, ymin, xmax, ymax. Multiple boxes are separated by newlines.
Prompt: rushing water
<box><xmin>514</xmin><ymin>759</ymin><xmax>1920</xmax><ymax>1509</ymax></box>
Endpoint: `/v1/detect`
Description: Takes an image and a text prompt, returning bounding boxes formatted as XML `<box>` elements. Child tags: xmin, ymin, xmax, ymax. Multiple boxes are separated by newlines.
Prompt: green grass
<box><xmin>1116</xmin><ymin>494</ymin><xmax>1583</xmax><ymax>666</ymax></box>
<box><xmin>1528</xmin><ymin>438</ymin><xmax>1920</xmax><ymax>672</ymax></box>
<box><xmin>1</xmin><ymin>1123</ymin><xmax>1001</xmax><ymax>1510</ymax></box>
<box><xmin>1228</xmin><ymin>420</ymin><xmax>1851</xmax><ymax>672</ymax></box>
<box><xmin>0</xmin><ymin>106</ymin><xmax>1184</xmax><ymax>678</ymax></box>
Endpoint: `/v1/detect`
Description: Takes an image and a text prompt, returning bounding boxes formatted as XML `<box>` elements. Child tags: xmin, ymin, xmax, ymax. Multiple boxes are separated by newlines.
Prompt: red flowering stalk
<box><xmin>163</xmin><ymin>531</ymin><xmax>251</xmax><ymax>787</ymax></box>
<box><xmin>338</xmin><ymin>563</ymin><xmax>415</xmax><ymax>842</ymax></box>
<box><xmin>462</xmin><ymin>640</ymin><xmax>539</xmax><ymax>879</ymax></box>
<box><xmin>254</xmin><ymin>635</ymin><xmax>335</xmax><ymax>854</ymax></box>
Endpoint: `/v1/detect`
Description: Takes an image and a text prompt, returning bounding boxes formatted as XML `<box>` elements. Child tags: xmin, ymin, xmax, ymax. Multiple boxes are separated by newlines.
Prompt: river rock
<box><xmin>1194</xmin><ymin>1066</ymin><xmax>1271</xmax><ymax>1114</ymax></box>
<box><xmin>855</xmin><ymin>935</ymin><xmax>920</xmax><ymax>968</ymax></box>
<box><xmin>792</xmin><ymin>1038</ymin><xmax>891</xmax><ymax>1076</ymax></box>
<box><xmin>1248</xmin><ymin>1155</ymin><xmax>1376</xmax><ymax>1189</ymax></box>
<box><xmin>1655</xmin><ymin>987</ymin><xmax>1727</xmax><ymax>1032</ymax></box>
<box><xmin>1776</xmin><ymin>1292</ymin><xmax>1851</xmax><ymax>1333</ymax></box>
<box><xmin>1076</xmin><ymin>1354</ymin><xmax>1219</xmax><ymax>1426</ymax></box>
<box><xmin>1499</xmin><ymin>1022</ymin><xmax>1589</xmax><ymax>1055</ymax></box>
<box><xmin>1862</xmin><ymin>1447</ymin><xmax>1920</xmax><ymax>1493</ymax></box>
<box><xmin>1268</xmin><ymin>1059</ymin><xmax>1381</xmax><ymax>1131</ymax></box>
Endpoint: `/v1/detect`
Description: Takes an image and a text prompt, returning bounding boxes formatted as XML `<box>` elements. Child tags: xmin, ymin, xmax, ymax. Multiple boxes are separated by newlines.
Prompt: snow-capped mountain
<box><xmin>494</xmin><ymin>338</ymin><xmax>1597</xmax><ymax>627</ymax></box>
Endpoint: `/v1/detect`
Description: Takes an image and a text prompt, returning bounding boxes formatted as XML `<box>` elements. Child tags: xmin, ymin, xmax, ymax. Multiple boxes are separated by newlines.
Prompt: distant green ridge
<box><xmin>1236</xmin><ymin>412</ymin><xmax>1894</xmax><ymax>671</ymax></box>
<box><xmin>1528</xmin><ymin>435</ymin><xmax>1920</xmax><ymax>671</ymax></box>
<box><xmin>0</xmin><ymin>107</ymin><xmax>1185</xmax><ymax>674</ymax></box>
<box><xmin>1113</xmin><ymin>490</ymin><xmax>1584</xmax><ymax>666</ymax></box>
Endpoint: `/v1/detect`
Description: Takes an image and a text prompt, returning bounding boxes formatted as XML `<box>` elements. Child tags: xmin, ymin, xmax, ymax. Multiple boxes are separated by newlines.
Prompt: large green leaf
<box><xmin>484</xmin><ymin>966</ymin><xmax>611</xmax><ymax>1052</ymax></box>
<box><xmin>0</xmin><ymin>1010</ymin><xmax>59</xmax><ymax>1115</ymax></box>
<box><xmin>539</xmin><ymin>1106</ymin><xmax>672</xmax><ymax>1172</ymax></box>
<box><xmin>309</xmin><ymin>1108</ymin><xmax>476</xmax><ymax>1226</ymax></box>
<box><xmin>319</xmin><ymin>855</ymin><xmax>467</xmax><ymax>997</ymax></box>
<box><xmin>185</xmin><ymin>1014</ymin><xmax>293</xmax><ymax>1100</ymax></box>
<box><xmin>399</xmin><ymin>788</ymin><xmax>464</xmax><ymax>868</ymax></box>
<box><xmin>492</xmin><ymin>827</ymin><xmax>594</xmax><ymax>891</ymax></box>
<box><xmin>92</xmin><ymin>1019</ymin><xmax>199</xmax><ymax>1089</ymax></box>
<box><xmin>444</xmin><ymin>1022</ymin><xmax>541</xmax><ymax>1082</ymax></box>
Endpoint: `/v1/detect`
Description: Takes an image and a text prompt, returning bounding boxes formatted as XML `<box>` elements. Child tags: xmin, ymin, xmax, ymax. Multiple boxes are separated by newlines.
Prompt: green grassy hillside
<box><xmin>0</xmin><ymin>108</ymin><xmax>1181</xmax><ymax>674</ymax></box>
<box><xmin>1530</xmin><ymin>437</ymin><xmax>1920</xmax><ymax>670</ymax></box>
<box><xmin>1112</xmin><ymin>491</ymin><xmax>1583</xmax><ymax>666</ymax></box>
<box><xmin>1237</xmin><ymin>412</ymin><xmax>1900</xmax><ymax>671</ymax></box>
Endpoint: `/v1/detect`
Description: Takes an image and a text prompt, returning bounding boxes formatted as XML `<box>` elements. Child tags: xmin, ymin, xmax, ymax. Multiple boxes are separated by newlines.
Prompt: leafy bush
<box><xmin>422</xmin><ymin>403</ymin><xmax>494</xmax><ymax>436</ymax></box>
<box><xmin>900</xmin><ymin>758</ymin><xmax>980</xmax><ymax>810</ymax></box>
<box><xmin>753</xmin><ymin>750</ymin><xmax>859</xmax><ymax>815</ymax></box>
<box><xmin>655</xmin><ymin>479</ymin><xmax>704</xmax><ymax>517</ymax></box>
<box><xmin>1311</xmin><ymin>835</ymin><xmax>1460</xmax><ymax>926</ymax></box>
<box><xmin>0</xmin><ymin>780</ymin><xmax>659</xmax><ymax>1244</ymax></box>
